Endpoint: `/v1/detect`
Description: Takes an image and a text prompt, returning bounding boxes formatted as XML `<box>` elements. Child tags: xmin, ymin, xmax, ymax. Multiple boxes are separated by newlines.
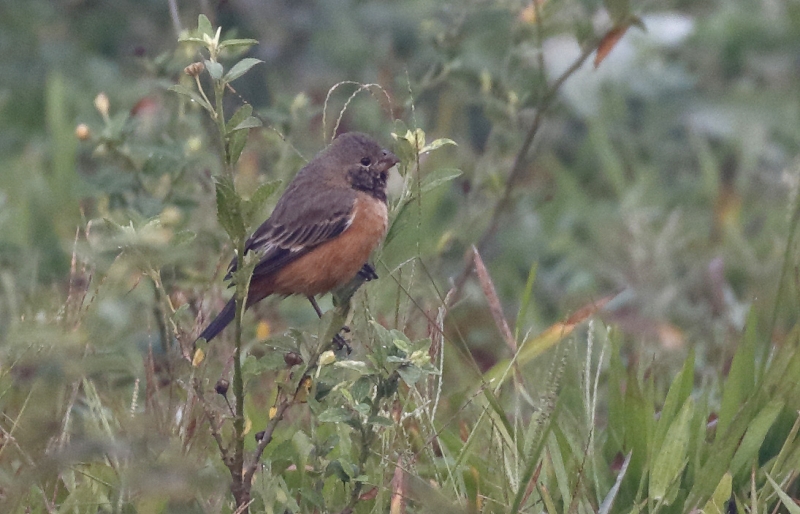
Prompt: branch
<box><xmin>242</xmin><ymin>272</ymin><xmax>368</xmax><ymax>483</ymax></box>
<box><xmin>448</xmin><ymin>39</ymin><xmax>598</xmax><ymax>306</ymax></box>
<box><xmin>192</xmin><ymin>378</ymin><xmax>231</xmax><ymax>465</ymax></box>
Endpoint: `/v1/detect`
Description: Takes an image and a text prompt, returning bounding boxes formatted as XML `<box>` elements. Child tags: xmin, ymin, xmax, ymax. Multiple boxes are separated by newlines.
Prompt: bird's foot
<box><xmin>332</xmin><ymin>326</ymin><xmax>352</xmax><ymax>354</ymax></box>
<box><xmin>357</xmin><ymin>263</ymin><xmax>378</xmax><ymax>281</ymax></box>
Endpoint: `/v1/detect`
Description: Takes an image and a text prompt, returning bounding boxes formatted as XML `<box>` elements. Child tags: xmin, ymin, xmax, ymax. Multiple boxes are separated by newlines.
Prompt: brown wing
<box><xmin>226</xmin><ymin>187</ymin><xmax>357</xmax><ymax>279</ymax></box>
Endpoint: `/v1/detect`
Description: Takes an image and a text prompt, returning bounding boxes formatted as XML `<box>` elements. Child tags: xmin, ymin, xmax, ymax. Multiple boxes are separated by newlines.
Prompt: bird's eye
<box><xmin>360</xmin><ymin>157</ymin><xmax>371</xmax><ymax>166</ymax></box>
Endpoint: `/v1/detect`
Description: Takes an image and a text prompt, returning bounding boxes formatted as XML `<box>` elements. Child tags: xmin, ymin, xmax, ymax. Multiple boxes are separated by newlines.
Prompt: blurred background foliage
<box><xmin>2</xmin><ymin>0</ymin><xmax>800</xmax><ymax>511</ymax></box>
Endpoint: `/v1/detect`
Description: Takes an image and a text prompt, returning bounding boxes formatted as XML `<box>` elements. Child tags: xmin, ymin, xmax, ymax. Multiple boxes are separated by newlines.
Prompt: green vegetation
<box><xmin>1</xmin><ymin>1</ymin><xmax>800</xmax><ymax>512</ymax></box>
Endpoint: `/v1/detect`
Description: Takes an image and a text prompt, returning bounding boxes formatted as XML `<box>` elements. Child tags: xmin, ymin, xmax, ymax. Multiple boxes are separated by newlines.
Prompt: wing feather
<box><xmin>226</xmin><ymin>189</ymin><xmax>356</xmax><ymax>280</ymax></box>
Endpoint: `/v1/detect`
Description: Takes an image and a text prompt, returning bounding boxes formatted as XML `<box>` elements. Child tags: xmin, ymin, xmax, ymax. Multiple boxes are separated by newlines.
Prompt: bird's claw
<box><xmin>357</xmin><ymin>263</ymin><xmax>378</xmax><ymax>281</ymax></box>
<box><xmin>332</xmin><ymin>325</ymin><xmax>352</xmax><ymax>354</ymax></box>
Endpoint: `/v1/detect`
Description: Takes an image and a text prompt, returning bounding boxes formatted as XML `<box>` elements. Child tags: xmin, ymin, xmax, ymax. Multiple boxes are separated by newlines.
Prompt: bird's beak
<box><xmin>378</xmin><ymin>149</ymin><xmax>400</xmax><ymax>171</ymax></box>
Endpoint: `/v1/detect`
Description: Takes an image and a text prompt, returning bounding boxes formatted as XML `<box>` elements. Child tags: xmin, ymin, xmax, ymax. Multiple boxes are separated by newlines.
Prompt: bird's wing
<box><xmin>226</xmin><ymin>188</ymin><xmax>357</xmax><ymax>279</ymax></box>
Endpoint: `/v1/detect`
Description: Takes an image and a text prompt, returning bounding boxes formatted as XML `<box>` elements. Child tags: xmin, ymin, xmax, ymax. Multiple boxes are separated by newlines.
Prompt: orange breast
<box><xmin>265</xmin><ymin>194</ymin><xmax>388</xmax><ymax>297</ymax></box>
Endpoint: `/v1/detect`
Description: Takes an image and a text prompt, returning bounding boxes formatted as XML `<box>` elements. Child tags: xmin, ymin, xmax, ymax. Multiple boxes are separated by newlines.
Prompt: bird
<box><xmin>195</xmin><ymin>132</ymin><xmax>400</xmax><ymax>343</ymax></box>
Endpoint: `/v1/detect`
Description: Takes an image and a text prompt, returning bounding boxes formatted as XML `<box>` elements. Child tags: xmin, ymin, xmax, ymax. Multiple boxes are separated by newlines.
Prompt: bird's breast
<box><xmin>266</xmin><ymin>194</ymin><xmax>388</xmax><ymax>296</ymax></box>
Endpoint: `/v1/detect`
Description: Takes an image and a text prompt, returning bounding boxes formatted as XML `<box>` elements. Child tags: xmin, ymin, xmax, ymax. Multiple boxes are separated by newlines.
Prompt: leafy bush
<box><xmin>1</xmin><ymin>1</ymin><xmax>800</xmax><ymax>513</ymax></box>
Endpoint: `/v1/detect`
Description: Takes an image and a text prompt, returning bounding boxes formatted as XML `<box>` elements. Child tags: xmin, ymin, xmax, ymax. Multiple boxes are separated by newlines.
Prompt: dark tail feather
<box><xmin>196</xmin><ymin>297</ymin><xmax>236</xmax><ymax>343</ymax></box>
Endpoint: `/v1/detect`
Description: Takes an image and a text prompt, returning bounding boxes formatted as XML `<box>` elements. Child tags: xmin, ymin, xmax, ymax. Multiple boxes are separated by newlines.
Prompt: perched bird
<box><xmin>196</xmin><ymin>132</ymin><xmax>399</xmax><ymax>343</ymax></box>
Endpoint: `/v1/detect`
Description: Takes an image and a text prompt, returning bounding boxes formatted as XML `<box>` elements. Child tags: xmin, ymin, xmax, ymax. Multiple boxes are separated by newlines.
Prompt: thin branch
<box><xmin>448</xmin><ymin>39</ymin><xmax>598</xmax><ymax>306</ymax></box>
<box><xmin>243</xmin><ymin>400</ymin><xmax>291</xmax><ymax>483</ymax></box>
<box><xmin>243</xmin><ymin>277</ymin><xmax>361</xmax><ymax>482</ymax></box>
<box><xmin>193</xmin><ymin>378</ymin><xmax>231</xmax><ymax>464</ymax></box>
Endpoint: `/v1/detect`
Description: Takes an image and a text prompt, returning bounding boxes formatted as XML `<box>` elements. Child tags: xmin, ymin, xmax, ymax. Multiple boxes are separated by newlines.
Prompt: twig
<box><xmin>243</xmin><ymin>400</ymin><xmax>291</xmax><ymax>484</ymax></box>
<box><xmin>192</xmin><ymin>378</ymin><xmax>232</xmax><ymax>466</ymax></box>
<box><xmin>447</xmin><ymin>39</ymin><xmax>599</xmax><ymax>306</ymax></box>
<box><xmin>243</xmin><ymin>278</ymin><xmax>361</xmax><ymax>483</ymax></box>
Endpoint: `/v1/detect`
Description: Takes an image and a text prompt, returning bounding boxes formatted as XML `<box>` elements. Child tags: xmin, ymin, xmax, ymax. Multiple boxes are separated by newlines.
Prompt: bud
<box><xmin>159</xmin><ymin>206</ymin><xmax>182</xmax><ymax>226</ymax></box>
<box><xmin>94</xmin><ymin>93</ymin><xmax>110</xmax><ymax>119</ymax></box>
<box><xmin>256</xmin><ymin>320</ymin><xmax>270</xmax><ymax>340</ymax></box>
<box><xmin>192</xmin><ymin>347</ymin><xmax>205</xmax><ymax>366</ymax></box>
<box><xmin>75</xmin><ymin>123</ymin><xmax>91</xmax><ymax>141</ymax></box>
<box><xmin>284</xmin><ymin>351</ymin><xmax>303</xmax><ymax>367</ymax></box>
<box><xmin>319</xmin><ymin>350</ymin><xmax>336</xmax><ymax>366</ymax></box>
<box><xmin>184</xmin><ymin>61</ymin><xmax>205</xmax><ymax>77</ymax></box>
<box><xmin>214</xmin><ymin>378</ymin><xmax>229</xmax><ymax>396</ymax></box>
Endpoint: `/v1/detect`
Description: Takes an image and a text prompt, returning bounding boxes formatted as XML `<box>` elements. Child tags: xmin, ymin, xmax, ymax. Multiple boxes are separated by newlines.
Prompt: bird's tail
<box><xmin>196</xmin><ymin>297</ymin><xmax>236</xmax><ymax>343</ymax></box>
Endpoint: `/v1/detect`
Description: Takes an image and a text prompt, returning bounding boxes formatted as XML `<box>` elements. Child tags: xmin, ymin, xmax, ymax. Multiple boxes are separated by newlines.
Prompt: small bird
<box><xmin>196</xmin><ymin>132</ymin><xmax>399</xmax><ymax>343</ymax></box>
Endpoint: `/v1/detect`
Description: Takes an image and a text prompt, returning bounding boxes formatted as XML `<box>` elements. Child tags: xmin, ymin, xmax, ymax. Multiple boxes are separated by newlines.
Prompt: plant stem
<box><xmin>231</xmin><ymin>240</ymin><xmax>248</xmax><ymax>508</ymax></box>
<box><xmin>209</xmin><ymin>70</ymin><xmax>250</xmax><ymax>511</ymax></box>
<box><xmin>214</xmin><ymin>79</ymin><xmax>229</xmax><ymax>169</ymax></box>
<box><xmin>446</xmin><ymin>39</ymin><xmax>598</xmax><ymax>308</ymax></box>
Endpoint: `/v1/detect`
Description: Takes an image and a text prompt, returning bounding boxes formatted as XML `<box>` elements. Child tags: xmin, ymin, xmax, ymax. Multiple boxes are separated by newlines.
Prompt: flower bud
<box><xmin>75</xmin><ymin>123</ymin><xmax>91</xmax><ymax>141</ymax></box>
<box><xmin>214</xmin><ymin>378</ymin><xmax>229</xmax><ymax>396</ymax></box>
<box><xmin>94</xmin><ymin>93</ymin><xmax>110</xmax><ymax>118</ymax></box>
<box><xmin>284</xmin><ymin>351</ymin><xmax>303</xmax><ymax>367</ymax></box>
<box><xmin>184</xmin><ymin>62</ymin><xmax>205</xmax><ymax>77</ymax></box>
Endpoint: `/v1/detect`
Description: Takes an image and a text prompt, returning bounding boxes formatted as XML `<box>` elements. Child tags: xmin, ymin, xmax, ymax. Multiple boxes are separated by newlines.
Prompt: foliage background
<box><xmin>1</xmin><ymin>0</ymin><xmax>800</xmax><ymax>512</ymax></box>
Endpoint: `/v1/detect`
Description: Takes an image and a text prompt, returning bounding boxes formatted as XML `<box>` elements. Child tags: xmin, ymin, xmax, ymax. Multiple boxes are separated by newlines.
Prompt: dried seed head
<box><xmin>184</xmin><ymin>62</ymin><xmax>205</xmax><ymax>77</ymax></box>
<box><xmin>214</xmin><ymin>378</ymin><xmax>229</xmax><ymax>396</ymax></box>
<box><xmin>283</xmin><ymin>351</ymin><xmax>303</xmax><ymax>367</ymax></box>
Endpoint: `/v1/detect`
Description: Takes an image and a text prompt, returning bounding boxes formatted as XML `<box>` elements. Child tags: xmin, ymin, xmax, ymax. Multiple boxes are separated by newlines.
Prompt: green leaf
<box><xmin>510</xmin><ymin>399</ymin><xmax>558</xmax><ymax>512</ymax></box>
<box><xmin>390</xmin><ymin>128</ymin><xmax>419</xmax><ymax>166</ymax></box>
<box><xmin>701</xmin><ymin>473</ymin><xmax>732</xmax><ymax>514</ymax></box>
<box><xmin>765</xmin><ymin>473</ymin><xmax>800</xmax><ymax>514</ymax></box>
<box><xmin>227</xmin><ymin>103</ymin><xmax>252</xmax><ymax>129</ymax></box>
<box><xmin>177</xmin><ymin>36</ymin><xmax>206</xmax><ymax>45</ymax></box>
<box><xmin>623</xmin><ymin>371</ymin><xmax>651</xmax><ymax>493</ymax></box>
<box><xmin>718</xmin><ymin>309</ymin><xmax>758</xmax><ymax>435</ymax></box>
<box><xmin>242</xmin><ymin>179</ymin><xmax>281</xmax><ymax>226</ymax></box>
<box><xmin>421</xmin><ymin>137</ymin><xmax>457</xmax><ymax>154</ymax></box>
<box><xmin>219</xmin><ymin>38</ymin><xmax>259</xmax><ymax>50</ymax></box>
<box><xmin>367</xmin><ymin>415</ymin><xmax>394</xmax><ymax>427</ymax></box>
<box><xmin>549</xmin><ymin>430</ymin><xmax>572</xmax><ymax>504</ymax></box>
<box><xmin>333</xmin><ymin>360</ymin><xmax>368</xmax><ymax>372</ymax></box>
<box><xmin>317</xmin><ymin>407</ymin><xmax>353</xmax><ymax>423</ymax></box>
<box><xmin>353</xmin><ymin>402</ymin><xmax>370</xmax><ymax>416</ymax></box>
<box><xmin>392</xmin><ymin>337</ymin><xmax>411</xmax><ymax>353</ymax></box>
<box><xmin>397</xmin><ymin>364</ymin><xmax>422</xmax><ymax>385</ymax></box>
<box><xmin>730</xmin><ymin>399</ymin><xmax>784</xmax><ymax>478</ymax></box>
<box><xmin>197</xmin><ymin>14</ymin><xmax>213</xmax><ymax>36</ymax></box>
<box><xmin>173</xmin><ymin>230</ymin><xmax>196</xmax><ymax>246</ymax></box>
<box><xmin>650</xmin><ymin>397</ymin><xmax>693</xmax><ymax>503</ymax></box>
<box><xmin>231</xmin><ymin>116</ymin><xmax>262</xmax><ymax>131</ymax></box>
<box><xmin>214</xmin><ymin>175</ymin><xmax>245</xmax><ymax>241</ymax></box>
<box><xmin>769</xmin><ymin>413</ymin><xmax>800</xmax><ymax>478</ymax></box>
<box><xmin>225</xmin><ymin>104</ymin><xmax>253</xmax><ymax>164</ymax></box>
<box><xmin>655</xmin><ymin>349</ymin><xmax>695</xmax><ymax>450</ymax></box>
<box><xmin>598</xmin><ymin>452</ymin><xmax>632</xmax><ymax>514</ymax></box>
<box><xmin>224</xmin><ymin>58</ymin><xmax>264</xmax><ymax>83</ymax></box>
<box><xmin>292</xmin><ymin>431</ymin><xmax>314</xmax><ymax>464</ymax></box>
<box><xmin>515</xmin><ymin>262</ymin><xmax>538</xmax><ymax>339</ymax></box>
<box><xmin>168</xmin><ymin>84</ymin><xmax>213</xmax><ymax>113</ymax></box>
<box><xmin>101</xmin><ymin>111</ymin><xmax>132</xmax><ymax>143</ymax></box>
<box><xmin>204</xmin><ymin>59</ymin><xmax>224</xmax><ymax>80</ymax></box>
<box><xmin>384</xmin><ymin>197</ymin><xmax>413</xmax><ymax>247</ymax></box>
<box><xmin>351</xmin><ymin>376</ymin><xmax>372</xmax><ymax>402</ymax></box>
<box><xmin>370</xmin><ymin>321</ymin><xmax>394</xmax><ymax>348</ymax></box>
<box><xmin>420</xmin><ymin>168</ymin><xmax>462</xmax><ymax>194</ymax></box>
<box><xmin>685</xmin><ymin>391</ymin><xmax>764</xmax><ymax>509</ymax></box>
<box><xmin>325</xmin><ymin>460</ymin><xmax>351</xmax><ymax>482</ymax></box>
